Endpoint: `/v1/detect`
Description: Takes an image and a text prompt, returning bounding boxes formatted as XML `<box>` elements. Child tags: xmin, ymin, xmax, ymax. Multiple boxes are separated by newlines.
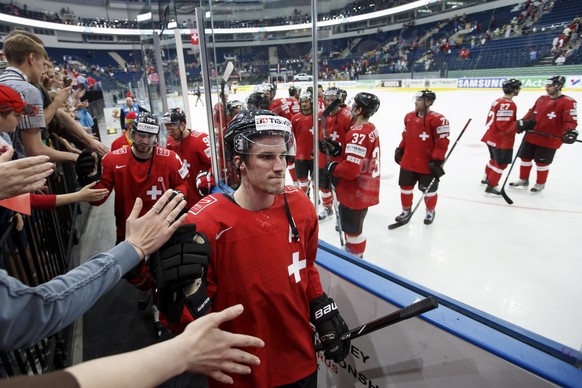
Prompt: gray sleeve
<box><xmin>0</xmin><ymin>242</ymin><xmax>140</xmax><ymax>352</ymax></box>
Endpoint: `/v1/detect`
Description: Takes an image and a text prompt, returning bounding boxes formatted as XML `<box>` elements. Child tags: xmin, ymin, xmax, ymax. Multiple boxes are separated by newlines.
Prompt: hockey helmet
<box><xmin>289</xmin><ymin>85</ymin><xmax>299</xmax><ymax>98</ymax></box>
<box><xmin>246</xmin><ymin>92</ymin><xmax>270</xmax><ymax>110</ymax></box>
<box><xmin>415</xmin><ymin>89</ymin><xmax>436</xmax><ymax>102</ymax></box>
<box><xmin>502</xmin><ymin>78</ymin><xmax>522</xmax><ymax>94</ymax></box>
<box><xmin>353</xmin><ymin>92</ymin><xmax>380</xmax><ymax>117</ymax></box>
<box><xmin>546</xmin><ymin>75</ymin><xmax>565</xmax><ymax>88</ymax></box>
<box><xmin>132</xmin><ymin>112</ymin><xmax>161</xmax><ymax>135</ymax></box>
<box><xmin>162</xmin><ymin>107</ymin><xmax>186</xmax><ymax>125</ymax></box>
<box><xmin>224</xmin><ymin>109</ymin><xmax>295</xmax><ymax>158</ymax></box>
<box><xmin>226</xmin><ymin>100</ymin><xmax>243</xmax><ymax>116</ymax></box>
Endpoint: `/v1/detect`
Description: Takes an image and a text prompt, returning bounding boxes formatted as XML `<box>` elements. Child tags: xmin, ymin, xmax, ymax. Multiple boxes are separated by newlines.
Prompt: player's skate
<box><xmin>137</xmin><ymin>289</ymin><xmax>151</xmax><ymax>310</ymax></box>
<box><xmin>530</xmin><ymin>183</ymin><xmax>545</xmax><ymax>193</ymax></box>
<box><xmin>480</xmin><ymin>175</ymin><xmax>489</xmax><ymax>185</ymax></box>
<box><xmin>509</xmin><ymin>179</ymin><xmax>529</xmax><ymax>188</ymax></box>
<box><xmin>424</xmin><ymin>211</ymin><xmax>435</xmax><ymax>225</ymax></box>
<box><xmin>485</xmin><ymin>185</ymin><xmax>501</xmax><ymax>195</ymax></box>
<box><xmin>318</xmin><ymin>207</ymin><xmax>333</xmax><ymax>222</ymax></box>
<box><xmin>394</xmin><ymin>209</ymin><xmax>412</xmax><ymax>223</ymax></box>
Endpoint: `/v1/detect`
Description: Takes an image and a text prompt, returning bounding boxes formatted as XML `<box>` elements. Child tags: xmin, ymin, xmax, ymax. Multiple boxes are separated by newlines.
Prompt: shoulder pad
<box><xmin>113</xmin><ymin>146</ymin><xmax>129</xmax><ymax>155</ymax></box>
<box><xmin>155</xmin><ymin>147</ymin><xmax>171</xmax><ymax>157</ymax></box>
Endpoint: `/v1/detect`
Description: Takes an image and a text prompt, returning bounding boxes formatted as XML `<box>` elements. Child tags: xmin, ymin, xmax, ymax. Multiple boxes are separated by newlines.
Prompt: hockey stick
<box><xmin>499</xmin><ymin>112</ymin><xmax>538</xmax><ymax>205</ymax></box>
<box><xmin>388</xmin><ymin>118</ymin><xmax>472</xmax><ymax>230</ymax></box>
<box><xmin>320</xmin><ymin>98</ymin><xmax>345</xmax><ymax>248</ymax></box>
<box><xmin>528</xmin><ymin>130</ymin><xmax>582</xmax><ymax>143</ymax></box>
<box><xmin>499</xmin><ymin>132</ymin><xmax>529</xmax><ymax>205</ymax></box>
<box><xmin>315</xmin><ymin>296</ymin><xmax>438</xmax><ymax>352</ymax></box>
<box><xmin>219</xmin><ymin>61</ymin><xmax>235</xmax><ymax>186</ymax></box>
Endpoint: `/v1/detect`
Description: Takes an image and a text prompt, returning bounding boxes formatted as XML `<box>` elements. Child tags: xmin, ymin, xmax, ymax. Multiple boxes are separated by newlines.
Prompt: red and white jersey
<box><xmin>167</xmin><ymin>130</ymin><xmax>212</xmax><ymax>206</ymax></box>
<box><xmin>332</xmin><ymin>122</ymin><xmax>381</xmax><ymax>209</ymax></box>
<box><xmin>481</xmin><ymin>97</ymin><xmax>518</xmax><ymax>149</ymax></box>
<box><xmin>399</xmin><ymin>111</ymin><xmax>450</xmax><ymax>174</ymax></box>
<box><xmin>212</xmin><ymin>102</ymin><xmax>229</xmax><ymax>132</ymax></box>
<box><xmin>92</xmin><ymin>146</ymin><xmax>189</xmax><ymax>241</ymax></box>
<box><xmin>522</xmin><ymin>94</ymin><xmax>578</xmax><ymax>149</ymax></box>
<box><xmin>177</xmin><ymin>187</ymin><xmax>322</xmax><ymax>387</ymax></box>
<box><xmin>270</xmin><ymin>97</ymin><xmax>300</xmax><ymax>121</ymax></box>
<box><xmin>318</xmin><ymin>108</ymin><xmax>351</xmax><ymax>165</ymax></box>
<box><xmin>110</xmin><ymin>131</ymin><xmax>132</xmax><ymax>151</ymax></box>
<box><xmin>291</xmin><ymin>111</ymin><xmax>315</xmax><ymax>160</ymax></box>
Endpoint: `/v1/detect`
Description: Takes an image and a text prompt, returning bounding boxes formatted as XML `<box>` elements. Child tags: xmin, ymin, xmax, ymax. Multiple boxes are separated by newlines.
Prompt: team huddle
<box><xmin>73</xmin><ymin>75</ymin><xmax>577</xmax><ymax>387</ymax></box>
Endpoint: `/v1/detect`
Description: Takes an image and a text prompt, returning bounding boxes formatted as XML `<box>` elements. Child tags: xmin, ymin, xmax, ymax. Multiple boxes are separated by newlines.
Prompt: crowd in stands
<box><xmin>551</xmin><ymin>17</ymin><xmax>581</xmax><ymax>65</ymax></box>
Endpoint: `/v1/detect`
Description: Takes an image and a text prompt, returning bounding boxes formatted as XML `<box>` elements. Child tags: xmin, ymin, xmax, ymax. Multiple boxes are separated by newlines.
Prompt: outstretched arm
<box><xmin>67</xmin><ymin>305</ymin><xmax>263</xmax><ymax>387</ymax></box>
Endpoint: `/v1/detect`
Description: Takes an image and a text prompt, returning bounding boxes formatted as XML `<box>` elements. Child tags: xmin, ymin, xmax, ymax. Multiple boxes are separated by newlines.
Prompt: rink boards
<box><xmin>315</xmin><ymin>241</ymin><xmax>581</xmax><ymax>388</ymax></box>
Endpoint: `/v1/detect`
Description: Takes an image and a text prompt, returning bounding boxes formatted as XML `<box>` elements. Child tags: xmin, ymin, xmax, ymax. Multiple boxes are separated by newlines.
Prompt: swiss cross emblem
<box><xmin>262</xmin><ymin>118</ymin><xmax>269</xmax><ymax>123</ymax></box>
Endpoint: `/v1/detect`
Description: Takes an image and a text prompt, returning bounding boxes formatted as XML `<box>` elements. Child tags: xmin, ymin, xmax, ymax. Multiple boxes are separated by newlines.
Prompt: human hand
<box><xmin>53</xmin><ymin>86</ymin><xmax>72</xmax><ymax>107</ymax></box>
<box><xmin>428</xmin><ymin>160</ymin><xmax>445</xmax><ymax>179</ymax></box>
<box><xmin>0</xmin><ymin>147</ymin><xmax>54</xmax><ymax>200</ymax></box>
<box><xmin>88</xmin><ymin>137</ymin><xmax>109</xmax><ymax>157</ymax></box>
<box><xmin>394</xmin><ymin>147</ymin><xmax>404</xmax><ymax>165</ymax></box>
<box><xmin>125</xmin><ymin>190</ymin><xmax>187</xmax><ymax>259</ymax></box>
<box><xmin>196</xmin><ymin>170</ymin><xmax>215</xmax><ymax>196</ymax></box>
<box><xmin>11</xmin><ymin>213</ymin><xmax>24</xmax><ymax>232</ymax></box>
<box><xmin>77</xmin><ymin>181</ymin><xmax>109</xmax><ymax>202</ymax></box>
<box><xmin>175</xmin><ymin>304</ymin><xmax>264</xmax><ymax>384</ymax></box>
<box><xmin>516</xmin><ymin>119</ymin><xmax>536</xmax><ymax>133</ymax></box>
<box><xmin>310</xmin><ymin>294</ymin><xmax>350</xmax><ymax>363</ymax></box>
<box><xmin>562</xmin><ymin>129</ymin><xmax>578</xmax><ymax>144</ymax></box>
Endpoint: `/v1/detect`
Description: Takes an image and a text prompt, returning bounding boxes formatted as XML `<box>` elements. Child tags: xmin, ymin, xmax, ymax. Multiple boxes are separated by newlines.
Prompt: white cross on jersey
<box><xmin>288</xmin><ymin>251</ymin><xmax>306</xmax><ymax>283</ymax></box>
<box><xmin>419</xmin><ymin>131</ymin><xmax>430</xmax><ymax>141</ymax></box>
<box><xmin>146</xmin><ymin>185</ymin><xmax>163</xmax><ymax>200</ymax></box>
<box><xmin>330</xmin><ymin>131</ymin><xmax>340</xmax><ymax>141</ymax></box>
<box><xmin>183</xmin><ymin>159</ymin><xmax>191</xmax><ymax>170</ymax></box>
<box><xmin>547</xmin><ymin>111</ymin><xmax>557</xmax><ymax>120</ymax></box>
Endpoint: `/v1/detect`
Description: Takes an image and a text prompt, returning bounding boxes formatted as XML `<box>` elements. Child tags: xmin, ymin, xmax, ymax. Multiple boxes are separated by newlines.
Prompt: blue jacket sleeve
<box><xmin>0</xmin><ymin>242</ymin><xmax>139</xmax><ymax>352</ymax></box>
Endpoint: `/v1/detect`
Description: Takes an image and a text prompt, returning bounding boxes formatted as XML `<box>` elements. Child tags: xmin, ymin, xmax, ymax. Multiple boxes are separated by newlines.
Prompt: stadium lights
<box><xmin>0</xmin><ymin>0</ymin><xmax>440</xmax><ymax>36</ymax></box>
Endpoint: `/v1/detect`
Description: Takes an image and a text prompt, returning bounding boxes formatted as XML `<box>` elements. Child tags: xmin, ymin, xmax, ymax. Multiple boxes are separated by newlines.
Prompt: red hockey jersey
<box><xmin>291</xmin><ymin>111</ymin><xmax>316</xmax><ymax>160</ymax></box>
<box><xmin>522</xmin><ymin>94</ymin><xmax>578</xmax><ymax>149</ymax></box>
<box><xmin>270</xmin><ymin>97</ymin><xmax>300</xmax><ymax>121</ymax></box>
<box><xmin>179</xmin><ymin>187</ymin><xmax>322</xmax><ymax>387</ymax></box>
<box><xmin>399</xmin><ymin>111</ymin><xmax>450</xmax><ymax>174</ymax></box>
<box><xmin>332</xmin><ymin>122</ymin><xmax>380</xmax><ymax>209</ymax></box>
<box><xmin>92</xmin><ymin>146</ymin><xmax>189</xmax><ymax>241</ymax></box>
<box><xmin>481</xmin><ymin>97</ymin><xmax>518</xmax><ymax>149</ymax></box>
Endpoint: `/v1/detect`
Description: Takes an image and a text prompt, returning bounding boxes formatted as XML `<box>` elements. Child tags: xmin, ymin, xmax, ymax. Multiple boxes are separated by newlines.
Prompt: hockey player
<box><xmin>394</xmin><ymin>90</ymin><xmax>450</xmax><ymax>225</ymax></box>
<box><xmin>163</xmin><ymin>108</ymin><xmax>212</xmax><ymax>207</ymax></box>
<box><xmin>269</xmin><ymin>85</ymin><xmax>300</xmax><ymax>121</ymax></box>
<box><xmin>480</xmin><ymin>78</ymin><xmax>522</xmax><ymax>195</ymax></box>
<box><xmin>111</xmin><ymin>111</ymin><xmax>137</xmax><ymax>151</ymax></box>
<box><xmin>509</xmin><ymin>75</ymin><xmax>578</xmax><ymax>192</ymax></box>
<box><xmin>245</xmin><ymin>91</ymin><xmax>270</xmax><ymax>110</ymax></box>
<box><xmin>290</xmin><ymin>90</ymin><xmax>317</xmax><ymax>193</ymax></box>
<box><xmin>327</xmin><ymin>92</ymin><xmax>381</xmax><ymax>258</ymax></box>
<box><xmin>76</xmin><ymin>112</ymin><xmax>189</xmax><ymax>334</ymax></box>
<box><xmin>155</xmin><ymin>109</ymin><xmax>350</xmax><ymax>387</ymax></box>
<box><xmin>317</xmin><ymin>87</ymin><xmax>352</xmax><ymax>221</ymax></box>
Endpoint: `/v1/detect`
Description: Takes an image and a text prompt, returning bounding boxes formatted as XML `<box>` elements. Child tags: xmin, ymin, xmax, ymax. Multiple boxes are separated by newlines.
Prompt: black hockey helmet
<box><xmin>546</xmin><ymin>75</ymin><xmax>565</xmax><ymax>88</ymax></box>
<box><xmin>226</xmin><ymin>100</ymin><xmax>243</xmax><ymax>116</ymax></box>
<box><xmin>289</xmin><ymin>85</ymin><xmax>299</xmax><ymax>97</ymax></box>
<box><xmin>415</xmin><ymin>89</ymin><xmax>436</xmax><ymax>102</ymax></box>
<box><xmin>132</xmin><ymin>112</ymin><xmax>161</xmax><ymax>135</ymax></box>
<box><xmin>502</xmin><ymin>78</ymin><xmax>522</xmax><ymax>94</ymax></box>
<box><xmin>338</xmin><ymin>89</ymin><xmax>348</xmax><ymax>104</ymax></box>
<box><xmin>353</xmin><ymin>92</ymin><xmax>380</xmax><ymax>117</ymax></box>
<box><xmin>162</xmin><ymin>107</ymin><xmax>186</xmax><ymax>125</ymax></box>
<box><xmin>224</xmin><ymin>109</ymin><xmax>295</xmax><ymax>158</ymax></box>
<box><xmin>246</xmin><ymin>92</ymin><xmax>270</xmax><ymax>110</ymax></box>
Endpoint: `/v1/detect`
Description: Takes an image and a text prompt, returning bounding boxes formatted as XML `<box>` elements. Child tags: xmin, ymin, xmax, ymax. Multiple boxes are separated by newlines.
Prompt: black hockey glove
<box><xmin>516</xmin><ymin>119</ymin><xmax>536</xmax><ymax>133</ymax></box>
<box><xmin>75</xmin><ymin>148</ymin><xmax>101</xmax><ymax>187</ymax></box>
<box><xmin>429</xmin><ymin>160</ymin><xmax>445</xmax><ymax>179</ymax></box>
<box><xmin>394</xmin><ymin>147</ymin><xmax>404</xmax><ymax>165</ymax></box>
<box><xmin>318</xmin><ymin>138</ymin><xmax>342</xmax><ymax>157</ymax></box>
<box><xmin>562</xmin><ymin>129</ymin><xmax>578</xmax><ymax>144</ymax></box>
<box><xmin>326</xmin><ymin>162</ymin><xmax>339</xmax><ymax>187</ymax></box>
<box><xmin>151</xmin><ymin>224</ymin><xmax>212</xmax><ymax>324</ymax></box>
<box><xmin>310</xmin><ymin>293</ymin><xmax>350</xmax><ymax>363</ymax></box>
<box><xmin>196</xmin><ymin>170</ymin><xmax>215</xmax><ymax>196</ymax></box>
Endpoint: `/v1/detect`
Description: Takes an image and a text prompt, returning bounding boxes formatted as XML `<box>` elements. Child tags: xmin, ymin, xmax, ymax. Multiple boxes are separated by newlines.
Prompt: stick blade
<box><xmin>222</xmin><ymin>61</ymin><xmax>234</xmax><ymax>82</ymax></box>
<box><xmin>388</xmin><ymin>218</ymin><xmax>410</xmax><ymax>230</ymax></box>
<box><xmin>501</xmin><ymin>188</ymin><xmax>514</xmax><ymax>205</ymax></box>
<box><xmin>322</xmin><ymin>98</ymin><xmax>341</xmax><ymax>117</ymax></box>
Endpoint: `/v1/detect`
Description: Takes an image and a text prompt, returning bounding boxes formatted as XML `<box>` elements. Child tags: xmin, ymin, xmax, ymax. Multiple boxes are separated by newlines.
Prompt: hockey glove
<box><xmin>394</xmin><ymin>147</ymin><xmax>404</xmax><ymax>165</ymax></box>
<box><xmin>151</xmin><ymin>224</ymin><xmax>212</xmax><ymax>324</ymax></box>
<box><xmin>310</xmin><ymin>293</ymin><xmax>350</xmax><ymax>363</ymax></box>
<box><xmin>429</xmin><ymin>160</ymin><xmax>445</xmax><ymax>179</ymax></box>
<box><xmin>516</xmin><ymin>119</ymin><xmax>536</xmax><ymax>133</ymax></box>
<box><xmin>318</xmin><ymin>138</ymin><xmax>342</xmax><ymax>157</ymax></box>
<box><xmin>75</xmin><ymin>148</ymin><xmax>101</xmax><ymax>187</ymax></box>
<box><xmin>196</xmin><ymin>170</ymin><xmax>215</xmax><ymax>196</ymax></box>
<box><xmin>562</xmin><ymin>129</ymin><xmax>579</xmax><ymax>144</ymax></box>
<box><xmin>326</xmin><ymin>162</ymin><xmax>339</xmax><ymax>187</ymax></box>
